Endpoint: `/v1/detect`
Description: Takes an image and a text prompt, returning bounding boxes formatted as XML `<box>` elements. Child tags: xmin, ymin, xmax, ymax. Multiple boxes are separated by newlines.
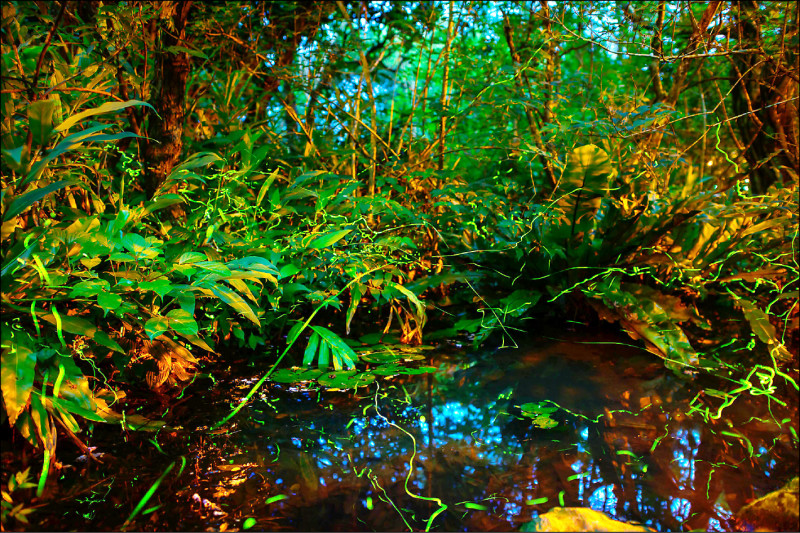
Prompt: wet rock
<box><xmin>520</xmin><ymin>507</ymin><xmax>653</xmax><ymax>532</ymax></box>
<box><xmin>737</xmin><ymin>477</ymin><xmax>799</xmax><ymax>532</ymax></box>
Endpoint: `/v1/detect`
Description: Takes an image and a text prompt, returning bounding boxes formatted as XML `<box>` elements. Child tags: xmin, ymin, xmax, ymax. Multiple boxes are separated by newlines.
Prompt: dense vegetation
<box><xmin>1</xmin><ymin>0</ymin><xmax>797</xmax><ymax>527</ymax></box>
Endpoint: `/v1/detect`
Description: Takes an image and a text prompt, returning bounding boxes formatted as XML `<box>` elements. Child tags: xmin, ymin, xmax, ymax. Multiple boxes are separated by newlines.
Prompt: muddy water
<box><xmin>28</xmin><ymin>331</ymin><xmax>799</xmax><ymax>531</ymax></box>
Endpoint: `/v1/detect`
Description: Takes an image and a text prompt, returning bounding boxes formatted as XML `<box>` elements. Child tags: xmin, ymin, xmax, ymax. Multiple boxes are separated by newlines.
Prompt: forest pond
<box><xmin>35</xmin><ymin>330</ymin><xmax>798</xmax><ymax>531</ymax></box>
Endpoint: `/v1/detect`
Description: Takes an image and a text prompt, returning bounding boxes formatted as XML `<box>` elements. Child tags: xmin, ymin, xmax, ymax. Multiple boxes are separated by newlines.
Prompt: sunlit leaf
<box><xmin>145</xmin><ymin>317</ymin><xmax>169</xmax><ymax>340</ymax></box>
<box><xmin>210</xmin><ymin>284</ymin><xmax>260</xmax><ymax>325</ymax></box>
<box><xmin>166</xmin><ymin>309</ymin><xmax>199</xmax><ymax>336</ymax></box>
<box><xmin>54</xmin><ymin>99</ymin><xmax>156</xmax><ymax>133</ymax></box>
<box><xmin>97</xmin><ymin>292</ymin><xmax>122</xmax><ymax>313</ymax></box>
<box><xmin>139</xmin><ymin>279</ymin><xmax>173</xmax><ymax>299</ymax></box>
<box><xmin>307</xmin><ymin>229</ymin><xmax>352</xmax><ymax>250</ymax></box>
<box><xmin>0</xmin><ymin>338</ymin><xmax>36</xmax><ymax>425</ymax></box>
<box><xmin>3</xmin><ymin>180</ymin><xmax>75</xmax><ymax>221</ymax></box>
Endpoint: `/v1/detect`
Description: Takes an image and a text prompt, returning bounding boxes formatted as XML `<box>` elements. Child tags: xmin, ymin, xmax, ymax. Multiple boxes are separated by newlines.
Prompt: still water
<box><xmin>39</xmin><ymin>331</ymin><xmax>798</xmax><ymax>531</ymax></box>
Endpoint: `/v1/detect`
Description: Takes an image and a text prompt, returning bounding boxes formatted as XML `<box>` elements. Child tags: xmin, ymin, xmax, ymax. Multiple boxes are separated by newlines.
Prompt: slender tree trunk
<box><xmin>143</xmin><ymin>0</ymin><xmax>193</xmax><ymax>199</ymax></box>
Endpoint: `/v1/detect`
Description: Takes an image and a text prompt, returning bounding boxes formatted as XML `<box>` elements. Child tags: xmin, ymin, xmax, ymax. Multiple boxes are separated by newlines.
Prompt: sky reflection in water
<box><xmin>217</xmin><ymin>334</ymin><xmax>797</xmax><ymax>532</ymax></box>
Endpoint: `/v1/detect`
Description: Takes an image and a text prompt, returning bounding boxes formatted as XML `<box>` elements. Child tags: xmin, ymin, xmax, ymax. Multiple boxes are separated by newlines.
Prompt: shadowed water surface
<box><xmin>24</xmin><ymin>331</ymin><xmax>798</xmax><ymax>531</ymax></box>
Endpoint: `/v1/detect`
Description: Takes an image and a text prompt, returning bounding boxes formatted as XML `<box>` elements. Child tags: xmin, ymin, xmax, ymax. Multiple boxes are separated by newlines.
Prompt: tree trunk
<box><xmin>143</xmin><ymin>1</ymin><xmax>193</xmax><ymax>199</ymax></box>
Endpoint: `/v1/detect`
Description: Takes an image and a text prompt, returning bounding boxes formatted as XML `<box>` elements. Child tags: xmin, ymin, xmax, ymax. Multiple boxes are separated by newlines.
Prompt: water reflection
<box><xmin>41</xmin><ymin>332</ymin><xmax>795</xmax><ymax>531</ymax></box>
<box><xmin>177</xmin><ymin>333</ymin><xmax>796</xmax><ymax>532</ymax></box>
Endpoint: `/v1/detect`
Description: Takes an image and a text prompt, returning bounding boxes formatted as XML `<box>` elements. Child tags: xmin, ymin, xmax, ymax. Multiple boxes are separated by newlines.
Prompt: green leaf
<box><xmin>317</xmin><ymin>340</ymin><xmax>330</xmax><ymax>369</ymax></box>
<box><xmin>139</xmin><ymin>279</ymin><xmax>173</xmax><ymax>299</ymax></box>
<box><xmin>144</xmin><ymin>194</ymin><xmax>184</xmax><ymax>215</ymax></box>
<box><xmin>121</xmin><ymin>233</ymin><xmax>153</xmax><ymax>254</ymax></box>
<box><xmin>109</xmin><ymin>252</ymin><xmax>135</xmax><ymax>262</ymax></box>
<box><xmin>145</xmin><ymin>316</ymin><xmax>169</xmax><ymax>340</ymax></box>
<box><xmin>40</xmin><ymin>314</ymin><xmax>96</xmax><ymax>337</ymax></box>
<box><xmin>309</xmin><ymin>325</ymin><xmax>357</xmax><ymax>370</ymax></box>
<box><xmin>28</xmin><ymin>98</ymin><xmax>61</xmax><ymax>146</ymax></box>
<box><xmin>93</xmin><ymin>331</ymin><xmax>124</xmax><ymax>353</ymax></box>
<box><xmin>3</xmin><ymin>180</ymin><xmax>74</xmax><ymax>220</ymax></box>
<box><xmin>25</xmin><ymin>130</ymin><xmax>142</xmax><ymax>184</ymax></box>
<box><xmin>317</xmin><ymin>370</ymin><xmax>375</xmax><ymax>389</ymax></box>
<box><xmin>0</xmin><ymin>339</ymin><xmax>36</xmax><ymax>425</ymax></box>
<box><xmin>269</xmin><ymin>367</ymin><xmax>324</xmax><ymax>384</ymax></box>
<box><xmin>177</xmin><ymin>252</ymin><xmax>208</xmax><ymax>264</ymax></box>
<box><xmin>195</xmin><ymin>261</ymin><xmax>232</xmax><ymax>277</ymax></box>
<box><xmin>358</xmin><ymin>350</ymin><xmax>402</xmax><ymax>364</ymax></box>
<box><xmin>307</xmin><ymin>229</ymin><xmax>352</xmax><ymax>250</ymax></box>
<box><xmin>210</xmin><ymin>284</ymin><xmax>260</xmax><ymax>325</ymax></box>
<box><xmin>371</xmin><ymin>363</ymin><xmax>436</xmax><ymax>376</ymax></box>
<box><xmin>70</xmin><ymin>279</ymin><xmax>111</xmax><ymax>298</ymax></box>
<box><xmin>97</xmin><ymin>292</ymin><xmax>122</xmax><ymax>313</ymax></box>
<box><xmin>1</xmin><ymin>145</ymin><xmax>28</xmax><ymax>170</ymax></box>
<box><xmin>303</xmin><ymin>332</ymin><xmax>321</xmax><ymax>367</ymax></box>
<box><xmin>166</xmin><ymin>309</ymin><xmax>198</xmax><ymax>336</ymax></box>
<box><xmin>54</xmin><ymin>99</ymin><xmax>157</xmax><ymax>133</ymax></box>
<box><xmin>168</xmin><ymin>152</ymin><xmax>223</xmax><ymax>176</ymax></box>
<box><xmin>176</xmin><ymin>291</ymin><xmax>196</xmax><ymax>314</ymax></box>
<box><xmin>388</xmin><ymin>281</ymin><xmax>427</xmax><ymax>329</ymax></box>
<box><xmin>226</xmin><ymin>256</ymin><xmax>280</xmax><ymax>276</ymax></box>
<box><xmin>555</xmin><ymin>144</ymin><xmax>614</xmax><ymax>230</ymax></box>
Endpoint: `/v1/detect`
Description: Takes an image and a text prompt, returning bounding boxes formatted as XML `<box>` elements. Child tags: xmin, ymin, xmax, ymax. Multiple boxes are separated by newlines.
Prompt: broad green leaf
<box><xmin>317</xmin><ymin>370</ymin><xmax>375</xmax><ymax>389</ymax></box>
<box><xmin>371</xmin><ymin>363</ymin><xmax>435</xmax><ymax>376</ymax></box>
<box><xmin>0</xmin><ymin>340</ymin><xmax>36</xmax><ymax>425</ymax></box>
<box><xmin>139</xmin><ymin>278</ymin><xmax>173</xmax><ymax>299</ymax></box>
<box><xmin>163</xmin><ymin>45</ymin><xmax>208</xmax><ymax>59</ymax></box>
<box><xmin>307</xmin><ymin>229</ymin><xmax>352</xmax><ymax>250</ymax></box>
<box><xmin>303</xmin><ymin>331</ymin><xmax>321</xmax><ymax>367</ymax></box>
<box><xmin>50</xmin><ymin>396</ymin><xmax>112</xmax><ymax>424</ymax></box>
<box><xmin>40</xmin><ymin>313</ymin><xmax>96</xmax><ymax>337</ymax></box>
<box><xmin>166</xmin><ymin>309</ymin><xmax>199</xmax><ymax>336</ymax></box>
<box><xmin>279</xmin><ymin>263</ymin><xmax>301</xmax><ymax>278</ymax></box>
<box><xmin>226</xmin><ymin>256</ymin><xmax>280</xmax><ymax>276</ymax></box>
<box><xmin>177</xmin><ymin>252</ymin><xmax>208</xmax><ymax>264</ymax></box>
<box><xmin>555</xmin><ymin>144</ymin><xmax>614</xmax><ymax>232</ymax></box>
<box><xmin>195</xmin><ymin>261</ymin><xmax>232</xmax><ymax>277</ymax></box>
<box><xmin>175</xmin><ymin>332</ymin><xmax>214</xmax><ymax>353</ymax></box>
<box><xmin>345</xmin><ymin>283</ymin><xmax>363</xmax><ymax>335</ymax></box>
<box><xmin>309</xmin><ymin>325</ymin><xmax>357</xmax><ymax>370</ymax></box>
<box><xmin>97</xmin><ymin>292</ymin><xmax>122</xmax><ymax>313</ymax></box>
<box><xmin>28</xmin><ymin>98</ymin><xmax>61</xmax><ymax>146</ymax></box>
<box><xmin>54</xmin><ymin>99</ymin><xmax>157</xmax><ymax>133</ymax></box>
<box><xmin>109</xmin><ymin>252</ymin><xmax>135</xmax><ymax>262</ymax></box>
<box><xmin>122</xmin><ymin>233</ymin><xmax>156</xmax><ymax>254</ymax></box>
<box><xmin>93</xmin><ymin>331</ymin><xmax>124</xmax><ymax>353</ymax></box>
<box><xmin>144</xmin><ymin>194</ymin><xmax>184</xmax><ymax>215</ymax></box>
<box><xmin>145</xmin><ymin>316</ymin><xmax>169</xmax><ymax>340</ymax></box>
<box><xmin>256</xmin><ymin>168</ymin><xmax>280</xmax><ymax>205</ymax></box>
<box><xmin>26</xmin><ymin>131</ymin><xmax>142</xmax><ymax>185</ymax></box>
<box><xmin>70</xmin><ymin>278</ymin><xmax>111</xmax><ymax>298</ymax></box>
<box><xmin>317</xmin><ymin>339</ymin><xmax>330</xmax><ymax>369</ymax></box>
<box><xmin>358</xmin><ymin>350</ymin><xmax>403</xmax><ymax>364</ymax></box>
<box><xmin>210</xmin><ymin>284</ymin><xmax>260</xmax><ymax>325</ymax></box>
<box><xmin>169</xmin><ymin>152</ymin><xmax>223</xmax><ymax>176</ymax></box>
<box><xmin>1</xmin><ymin>145</ymin><xmax>28</xmax><ymax>170</ymax></box>
<box><xmin>177</xmin><ymin>291</ymin><xmax>196</xmax><ymax>314</ymax></box>
<box><xmin>269</xmin><ymin>367</ymin><xmax>324</xmax><ymax>384</ymax></box>
<box><xmin>3</xmin><ymin>180</ymin><xmax>74</xmax><ymax>221</ymax></box>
